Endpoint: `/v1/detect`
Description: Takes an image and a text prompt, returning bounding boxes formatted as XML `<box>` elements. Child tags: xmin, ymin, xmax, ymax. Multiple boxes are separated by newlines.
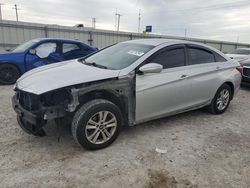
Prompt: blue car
<box><xmin>0</xmin><ymin>38</ymin><xmax>97</xmax><ymax>84</ymax></box>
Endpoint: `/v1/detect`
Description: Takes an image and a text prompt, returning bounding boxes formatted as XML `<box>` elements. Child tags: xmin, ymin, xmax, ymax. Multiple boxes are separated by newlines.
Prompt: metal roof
<box><xmin>123</xmin><ymin>38</ymin><xmax>177</xmax><ymax>46</ymax></box>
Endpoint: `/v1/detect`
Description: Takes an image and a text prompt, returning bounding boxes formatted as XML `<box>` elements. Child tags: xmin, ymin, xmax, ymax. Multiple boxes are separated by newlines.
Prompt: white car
<box><xmin>227</xmin><ymin>48</ymin><xmax>250</xmax><ymax>62</ymax></box>
<box><xmin>12</xmin><ymin>39</ymin><xmax>242</xmax><ymax>150</ymax></box>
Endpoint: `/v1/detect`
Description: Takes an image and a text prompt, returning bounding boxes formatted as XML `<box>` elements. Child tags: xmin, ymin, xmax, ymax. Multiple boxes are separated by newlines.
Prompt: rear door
<box><xmin>136</xmin><ymin>44</ymin><xmax>191</xmax><ymax>123</ymax></box>
<box><xmin>185</xmin><ymin>44</ymin><xmax>228</xmax><ymax>106</ymax></box>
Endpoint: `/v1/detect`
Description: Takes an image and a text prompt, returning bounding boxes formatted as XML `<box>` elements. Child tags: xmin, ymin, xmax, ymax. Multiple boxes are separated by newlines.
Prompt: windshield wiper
<box><xmin>83</xmin><ymin>61</ymin><xmax>108</xmax><ymax>69</ymax></box>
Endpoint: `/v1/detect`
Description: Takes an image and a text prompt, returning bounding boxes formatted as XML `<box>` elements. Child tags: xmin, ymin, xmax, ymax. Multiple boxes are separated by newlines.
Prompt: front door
<box><xmin>25</xmin><ymin>42</ymin><xmax>59</xmax><ymax>71</ymax></box>
<box><xmin>135</xmin><ymin>45</ymin><xmax>190</xmax><ymax>123</ymax></box>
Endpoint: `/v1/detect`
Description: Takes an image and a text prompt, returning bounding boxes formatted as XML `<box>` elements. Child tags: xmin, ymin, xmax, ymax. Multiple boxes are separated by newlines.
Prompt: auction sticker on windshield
<box><xmin>127</xmin><ymin>50</ymin><xmax>145</xmax><ymax>57</ymax></box>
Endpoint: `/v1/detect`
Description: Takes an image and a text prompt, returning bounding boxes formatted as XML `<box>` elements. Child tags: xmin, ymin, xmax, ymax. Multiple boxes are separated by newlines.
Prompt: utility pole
<box><xmin>114</xmin><ymin>9</ymin><xmax>117</xmax><ymax>29</ymax></box>
<box><xmin>13</xmin><ymin>4</ymin><xmax>20</xmax><ymax>22</ymax></box>
<box><xmin>138</xmin><ymin>9</ymin><xmax>141</xmax><ymax>33</ymax></box>
<box><xmin>115</xmin><ymin>12</ymin><xmax>122</xmax><ymax>31</ymax></box>
<box><xmin>0</xmin><ymin>3</ymin><xmax>4</xmax><ymax>20</ymax></box>
<box><xmin>116</xmin><ymin>13</ymin><xmax>122</xmax><ymax>31</ymax></box>
<box><xmin>92</xmin><ymin>18</ymin><xmax>96</xmax><ymax>29</ymax></box>
<box><xmin>184</xmin><ymin>28</ymin><xmax>187</xmax><ymax>39</ymax></box>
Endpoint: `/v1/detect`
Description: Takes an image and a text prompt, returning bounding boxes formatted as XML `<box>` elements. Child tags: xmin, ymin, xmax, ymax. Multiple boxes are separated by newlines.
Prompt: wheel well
<box><xmin>78</xmin><ymin>90</ymin><xmax>126</xmax><ymax>119</ymax></box>
<box><xmin>224</xmin><ymin>81</ymin><xmax>234</xmax><ymax>100</ymax></box>
<box><xmin>0</xmin><ymin>63</ymin><xmax>22</xmax><ymax>75</ymax></box>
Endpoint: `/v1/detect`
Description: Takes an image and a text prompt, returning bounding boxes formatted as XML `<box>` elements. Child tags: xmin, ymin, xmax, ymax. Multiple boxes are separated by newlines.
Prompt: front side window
<box><xmin>84</xmin><ymin>43</ymin><xmax>154</xmax><ymax>70</ymax></box>
<box><xmin>35</xmin><ymin>42</ymin><xmax>57</xmax><ymax>58</ymax></box>
<box><xmin>63</xmin><ymin>43</ymin><xmax>80</xmax><ymax>54</ymax></box>
<box><xmin>188</xmin><ymin>48</ymin><xmax>215</xmax><ymax>65</ymax></box>
<box><xmin>150</xmin><ymin>48</ymin><xmax>185</xmax><ymax>69</ymax></box>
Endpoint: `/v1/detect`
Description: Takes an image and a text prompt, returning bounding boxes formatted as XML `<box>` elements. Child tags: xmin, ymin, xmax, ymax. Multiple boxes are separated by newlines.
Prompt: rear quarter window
<box><xmin>214</xmin><ymin>53</ymin><xmax>227</xmax><ymax>62</ymax></box>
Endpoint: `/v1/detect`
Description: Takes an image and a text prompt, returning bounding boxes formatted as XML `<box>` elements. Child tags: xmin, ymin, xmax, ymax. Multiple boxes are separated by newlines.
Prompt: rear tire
<box><xmin>207</xmin><ymin>84</ymin><xmax>232</xmax><ymax>114</ymax></box>
<box><xmin>71</xmin><ymin>99</ymin><xmax>122</xmax><ymax>150</ymax></box>
<box><xmin>0</xmin><ymin>64</ymin><xmax>20</xmax><ymax>85</ymax></box>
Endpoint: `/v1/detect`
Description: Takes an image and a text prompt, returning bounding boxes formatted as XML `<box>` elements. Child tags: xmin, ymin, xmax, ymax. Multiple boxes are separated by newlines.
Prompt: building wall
<box><xmin>0</xmin><ymin>20</ymin><xmax>249</xmax><ymax>52</ymax></box>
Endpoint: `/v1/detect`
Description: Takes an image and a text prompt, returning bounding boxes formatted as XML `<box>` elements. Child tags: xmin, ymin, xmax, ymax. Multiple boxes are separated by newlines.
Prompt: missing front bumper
<box><xmin>12</xmin><ymin>95</ymin><xmax>47</xmax><ymax>135</ymax></box>
<box><xmin>12</xmin><ymin>94</ymin><xmax>66</xmax><ymax>136</ymax></box>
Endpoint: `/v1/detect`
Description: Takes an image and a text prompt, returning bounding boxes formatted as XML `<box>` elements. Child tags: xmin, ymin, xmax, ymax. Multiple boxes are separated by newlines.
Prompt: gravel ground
<box><xmin>0</xmin><ymin>85</ymin><xmax>250</xmax><ymax>188</ymax></box>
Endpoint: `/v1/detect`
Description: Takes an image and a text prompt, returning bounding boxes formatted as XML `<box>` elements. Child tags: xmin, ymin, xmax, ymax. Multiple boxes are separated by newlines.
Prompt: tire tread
<box><xmin>71</xmin><ymin>99</ymin><xmax>121</xmax><ymax>150</ymax></box>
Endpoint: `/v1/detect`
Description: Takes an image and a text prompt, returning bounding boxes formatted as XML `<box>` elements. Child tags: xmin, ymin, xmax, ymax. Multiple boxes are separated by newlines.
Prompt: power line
<box><xmin>172</xmin><ymin>0</ymin><xmax>250</xmax><ymax>12</ymax></box>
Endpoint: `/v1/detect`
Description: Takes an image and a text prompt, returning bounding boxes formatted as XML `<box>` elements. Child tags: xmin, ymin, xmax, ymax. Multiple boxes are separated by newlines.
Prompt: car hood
<box><xmin>16</xmin><ymin>60</ymin><xmax>121</xmax><ymax>95</ymax></box>
<box><xmin>0</xmin><ymin>52</ymin><xmax>23</xmax><ymax>61</ymax></box>
<box><xmin>0</xmin><ymin>51</ymin><xmax>10</xmax><ymax>55</ymax></box>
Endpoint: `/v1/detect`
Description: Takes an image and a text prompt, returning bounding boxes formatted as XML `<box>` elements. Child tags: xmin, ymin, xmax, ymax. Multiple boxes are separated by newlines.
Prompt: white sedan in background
<box><xmin>227</xmin><ymin>48</ymin><xmax>250</xmax><ymax>62</ymax></box>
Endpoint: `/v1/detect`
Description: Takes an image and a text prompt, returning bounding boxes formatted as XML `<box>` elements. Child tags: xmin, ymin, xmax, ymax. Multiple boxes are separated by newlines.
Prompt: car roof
<box><xmin>123</xmin><ymin>38</ymin><xmax>176</xmax><ymax>46</ymax></box>
<box><xmin>33</xmin><ymin>38</ymin><xmax>83</xmax><ymax>43</ymax></box>
<box><xmin>122</xmin><ymin>38</ymin><xmax>206</xmax><ymax>47</ymax></box>
<box><xmin>122</xmin><ymin>38</ymin><xmax>230</xmax><ymax>61</ymax></box>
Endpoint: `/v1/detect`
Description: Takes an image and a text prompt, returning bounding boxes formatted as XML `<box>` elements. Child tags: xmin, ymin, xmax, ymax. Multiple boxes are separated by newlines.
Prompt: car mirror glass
<box><xmin>29</xmin><ymin>49</ymin><xmax>36</xmax><ymax>55</ymax></box>
<box><xmin>139</xmin><ymin>63</ymin><xmax>163</xmax><ymax>74</ymax></box>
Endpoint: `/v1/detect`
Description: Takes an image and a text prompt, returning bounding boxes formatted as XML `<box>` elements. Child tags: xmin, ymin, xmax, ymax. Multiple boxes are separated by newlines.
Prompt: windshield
<box><xmin>12</xmin><ymin>40</ymin><xmax>39</xmax><ymax>52</ymax></box>
<box><xmin>84</xmin><ymin>43</ymin><xmax>154</xmax><ymax>70</ymax></box>
<box><xmin>230</xmin><ymin>49</ymin><xmax>250</xmax><ymax>55</ymax></box>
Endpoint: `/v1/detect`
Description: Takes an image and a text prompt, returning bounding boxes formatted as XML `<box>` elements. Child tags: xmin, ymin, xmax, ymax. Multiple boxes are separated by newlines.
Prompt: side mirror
<box><xmin>139</xmin><ymin>63</ymin><xmax>163</xmax><ymax>74</ymax></box>
<box><xmin>29</xmin><ymin>49</ymin><xmax>36</xmax><ymax>55</ymax></box>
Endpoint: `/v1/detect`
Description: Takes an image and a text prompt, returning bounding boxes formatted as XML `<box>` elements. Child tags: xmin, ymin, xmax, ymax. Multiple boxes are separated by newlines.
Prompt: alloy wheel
<box><xmin>216</xmin><ymin>89</ymin><xmax>230</xmax><ymax>111</ymax></box>
<box><xmin>85</xmin><ymin>111</ymin><xmax>117</xmax><ymax>144</ymax></box>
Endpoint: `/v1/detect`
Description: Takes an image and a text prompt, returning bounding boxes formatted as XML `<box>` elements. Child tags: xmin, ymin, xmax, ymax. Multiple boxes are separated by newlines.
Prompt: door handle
<box><xmin>180</xmin><ymin>74</ymin><xmax>188</xmax><ymax>79</ymax></box>
<box><xmin>216</xmin><ymin>66</ymin><xmax>221</xmax><ymax>70</ymax></box>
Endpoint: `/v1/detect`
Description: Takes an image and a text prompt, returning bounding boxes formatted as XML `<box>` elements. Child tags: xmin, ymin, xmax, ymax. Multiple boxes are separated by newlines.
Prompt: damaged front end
<box><xmin>12</xmin><ymin>72</ymin><xmax>136</xmax><ymax>136</ymax></box>
<box><xmin>12</xmin><ymin>88</ymin><xmax>71</xmax><ymax>136</ymax></box>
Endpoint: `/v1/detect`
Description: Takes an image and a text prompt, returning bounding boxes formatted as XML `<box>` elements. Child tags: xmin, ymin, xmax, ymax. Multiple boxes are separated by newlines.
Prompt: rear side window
<box><xmin>215</xmin><ymin>53</ymin><xmax>227</xmax><ymax>62</ymax></box>
<box><xmin>150</xmin><ymin>48</ymin><xmax>185</xmax><ymax>69</ymax></box>
<box><xmin>188</xmin><ymin>48</ymin><xmax>215</xmax><ymax>65</ymax></box>
<box><xmin>62</xmin><ymin>43</ymin><xmax>80</xmax><ymax>53</ymax></box>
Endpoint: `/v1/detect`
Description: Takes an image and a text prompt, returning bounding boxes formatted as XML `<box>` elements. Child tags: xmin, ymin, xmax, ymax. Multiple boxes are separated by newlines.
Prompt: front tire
<box><xmin>71</xmin><ymin>99</ymin><xmax>122</xmax><ymax>150</ymax></box>
<box><xmin>0</xmin><ymin>64</ymin><xmax>20</xmax><ymax>85</ymax></box>
<box><xmin>207</xmin><ymin>84</ymin><xmax>232</xmax><ymax>114</ymax></box>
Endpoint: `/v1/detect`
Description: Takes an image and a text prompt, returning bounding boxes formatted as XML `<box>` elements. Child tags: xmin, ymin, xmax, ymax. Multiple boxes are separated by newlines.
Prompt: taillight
<box><xmin>236</xmin><ymin>65</ymin><xmax>243</xmax><ymax>75</ymax></box>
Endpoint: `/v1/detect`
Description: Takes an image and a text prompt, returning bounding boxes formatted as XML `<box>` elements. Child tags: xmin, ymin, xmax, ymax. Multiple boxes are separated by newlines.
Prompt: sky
<box><xmin>1</xmin><ymin>0</ymin><xmax>250</xmax><ymax>43</ymax></box>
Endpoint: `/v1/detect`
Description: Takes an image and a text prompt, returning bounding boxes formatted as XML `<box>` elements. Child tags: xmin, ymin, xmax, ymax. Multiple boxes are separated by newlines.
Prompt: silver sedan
<box><xmin>13</xmin><ymin>39</ymin><xmax>242</xmax><ymax>150</ymax></box>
